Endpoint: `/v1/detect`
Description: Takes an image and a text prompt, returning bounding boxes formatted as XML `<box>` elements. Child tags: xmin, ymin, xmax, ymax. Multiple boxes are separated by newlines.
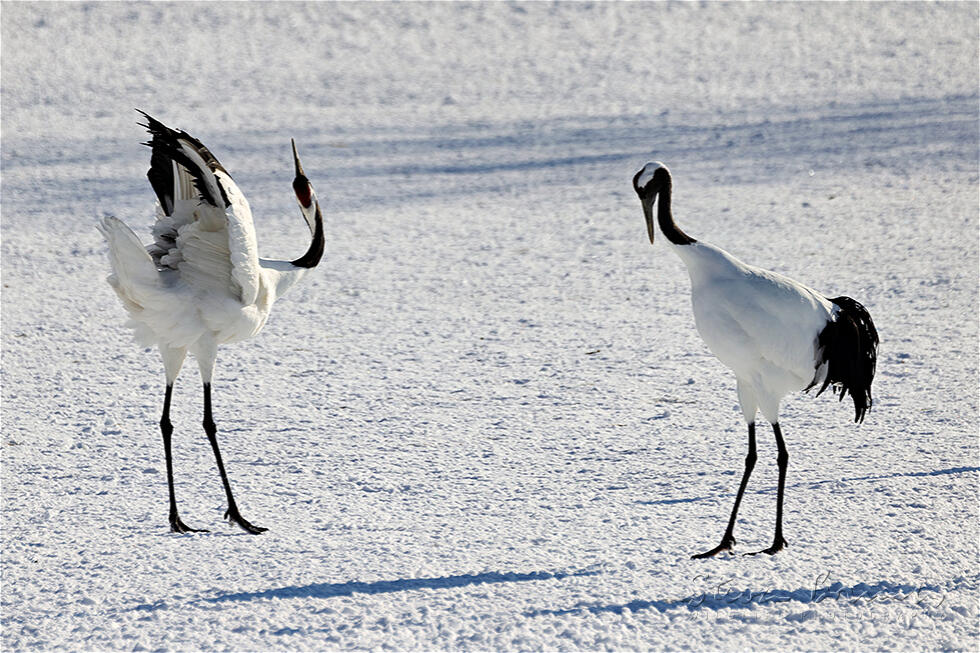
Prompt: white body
<box><xmin>670</xmin><ymin>240</ymin><xmax>835</xmax><ymax>424</ymax></box>
<box><xmin>98</xmin><ymin>155</ymin><xmax>311</xmax><ymax>379</ymax></box>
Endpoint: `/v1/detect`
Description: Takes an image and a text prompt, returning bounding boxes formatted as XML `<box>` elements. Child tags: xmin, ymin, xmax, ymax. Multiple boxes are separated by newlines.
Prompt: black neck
<box><xmin>657</xmin><ymin>180</ymin><xmax>696</xmax><ymax>246</ymax></box>
<box><xmin>291</xmin><ymin>204</ymin><xmax>324</xmax><ymax>268</ymax></box>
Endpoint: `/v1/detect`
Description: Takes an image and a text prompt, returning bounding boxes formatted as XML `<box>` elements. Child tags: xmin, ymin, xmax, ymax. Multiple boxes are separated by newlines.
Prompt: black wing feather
<box><xmin>136</xmin><ymin>110</ymin><xmax>231</xmax><ymax>211</ymax></box>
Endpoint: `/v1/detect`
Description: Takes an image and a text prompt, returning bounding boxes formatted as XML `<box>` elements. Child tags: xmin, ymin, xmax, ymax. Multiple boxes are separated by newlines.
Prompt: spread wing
<box><xmin>138</xmin><ymin>111</ymin><xmax>260</xmax><ymax>305</ymax></box>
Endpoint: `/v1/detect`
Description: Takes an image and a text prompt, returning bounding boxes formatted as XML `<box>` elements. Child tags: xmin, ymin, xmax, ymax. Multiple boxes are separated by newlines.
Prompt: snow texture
<box><xmin>2</xmin><ymin>2</ymin><xmax>978</xmax><ymax>651</ymax></box>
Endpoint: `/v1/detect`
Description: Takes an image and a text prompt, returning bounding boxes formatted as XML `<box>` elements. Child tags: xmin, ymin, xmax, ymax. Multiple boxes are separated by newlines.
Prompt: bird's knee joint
<box><xmin>744</xmin><ymin>452</ymin><xmax>757</xmax><ymax>468</ymax></box>
<box><xmin>203</xmin><ymin>419</ymin><xmax>217</xmax><ymax>436</ymax></box>
<box><xmin>777</xmin><ymin>451</ymin><xmax>789</xmax><ymax>466</ymax></box>
<box><xmin>159</xmin><ymin>419</ymin><xmax>173</xmax><ymax>435</ymax></box>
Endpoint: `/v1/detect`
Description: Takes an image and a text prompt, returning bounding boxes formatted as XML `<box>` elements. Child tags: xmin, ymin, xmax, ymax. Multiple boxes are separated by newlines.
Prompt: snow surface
<box><xmin>2</xmin><ymin>2</ymin><xmax>978</xmax><ymax>650</ymax></box>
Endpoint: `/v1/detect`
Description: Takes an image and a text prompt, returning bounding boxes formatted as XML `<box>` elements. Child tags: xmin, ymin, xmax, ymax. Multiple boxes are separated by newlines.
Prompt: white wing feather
<box><xmin>98</xmin><ymin>215</ymin><xmax>205</xmax><ymax>347</ymax></box>
<box><xmin>98</xmin><ymin>215</ymin><xmax>160</xmax><ymax>312</ymax></box>
<box><xmin>147</xmin><ymin>142</ymin><xmax>261</xmax><ymax>305</ymax></box>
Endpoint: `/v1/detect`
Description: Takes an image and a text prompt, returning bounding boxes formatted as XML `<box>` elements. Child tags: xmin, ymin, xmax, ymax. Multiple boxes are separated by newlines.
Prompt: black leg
<box><xmin>161</xmin><ymin>383</ymin><xmax>206</xmax><ymax>534</ymax></box>
<box><xmin>202</xmin><ymin>383</ymin><xmax>267</xmax><ymax>534</ymax></box>
<box><xmin>748</xmin><ymin>422</ymin><xmax>789</xmax><ymax>556</ymax></box>
<box><xmin>692</xmin><ymin>423</ymin><xmax>757</xmax><ymax>559</ymax></box>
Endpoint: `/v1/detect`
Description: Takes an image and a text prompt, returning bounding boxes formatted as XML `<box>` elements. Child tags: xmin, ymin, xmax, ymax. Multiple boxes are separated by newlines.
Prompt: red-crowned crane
<box><xmin>632</xmin><ymin>162</ymin><xmax>878</xmax><ymax>557</ymax></box>
<box><xmin>98</xmin><ymin>112</ymin><xmax>324</xmax><ymax>534</ymax></box>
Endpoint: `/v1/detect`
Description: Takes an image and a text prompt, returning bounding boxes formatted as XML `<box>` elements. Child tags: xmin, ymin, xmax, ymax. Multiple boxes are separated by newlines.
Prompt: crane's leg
<box><xmin>692</xmin><ymin>422</ymin><xmax>757</xmax><ymax>559</ymax></box>
<box><xmin>160</xmin><ymin>346</ymin><xmax>206</xmax><ymax>534</ymax></box>
<box><xmin>748</xmin><ymin>422</ymin><xmax>789</xmax><ymax>555</ymax></box>
<box><xmin>195</xmin><ymin>340</ymin><xmax>267</xmax><ymax>534</ymax></box>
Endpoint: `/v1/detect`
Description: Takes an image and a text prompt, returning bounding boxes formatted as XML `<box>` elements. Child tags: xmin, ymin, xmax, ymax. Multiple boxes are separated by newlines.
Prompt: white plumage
<box><xmin>675</xmin><ymin>242</ymin><xmax>836</xmax><ymax>423</ymax></box>
<box><xmin>632</xmin><ymin>162</ymin><xmax>878</xmax><ymax>557</ymax></box>
<box><xmin>99</xmin><ymin>112</ymin><xmax>325</xmax><ymax>534</ymax></box>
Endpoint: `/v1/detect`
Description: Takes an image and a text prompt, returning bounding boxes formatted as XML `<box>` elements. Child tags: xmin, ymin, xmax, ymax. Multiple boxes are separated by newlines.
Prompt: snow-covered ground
<box><xmin>2</xmin><ymin>2</ymin><xmax>978</xmax><ymax>650</ymax></box>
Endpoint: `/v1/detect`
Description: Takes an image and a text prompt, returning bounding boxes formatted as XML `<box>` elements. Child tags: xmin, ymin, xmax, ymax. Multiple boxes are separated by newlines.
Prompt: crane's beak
<box><xmin>291</xmin><ymin>138</ymin><xmax>305</xmax><ymax>178</ymax></box>
<box><xmin>641</xmin><ymin>193</ymin><xmax>656</xmax><ymax>245</ymax></box>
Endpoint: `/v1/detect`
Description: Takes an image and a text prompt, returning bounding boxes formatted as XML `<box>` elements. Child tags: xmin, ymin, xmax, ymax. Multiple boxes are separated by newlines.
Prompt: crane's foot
<box><xmin>224</xmin><ymin>507</ymin><xmax>268</xmax><ymax>534</ymax></box>
<box><xmin>170</xmin><ymin>515</ymin><xmax>208</xmax><ymax>534</ymax></box>
<box><xmin>691</xmin><ymin>536</ymin><xmax>736</xmax><ymax>559</ymax></box>
<box><xmin>746</xmin><ymin>536</ymin><xmax>788</xmax><ymax>556</ymax></box>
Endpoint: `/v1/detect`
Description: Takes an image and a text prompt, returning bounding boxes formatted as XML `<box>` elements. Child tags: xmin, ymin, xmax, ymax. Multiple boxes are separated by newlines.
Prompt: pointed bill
<box><xmin>642</xmin><ymin>195</ymin><xmax>656</xmax><ymax>244</ymax></box>
<box><xmin>291</xmin><ymin>138</ymin><xmax>305</xmax><ymax>178</ymax></box>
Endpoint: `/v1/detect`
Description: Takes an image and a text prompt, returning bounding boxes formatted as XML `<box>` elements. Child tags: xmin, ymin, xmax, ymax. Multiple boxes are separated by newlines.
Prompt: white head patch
<box><xmin>636</xmin><ymin>161</ymin><xmax>667</xmax><ymax>189</ymax></box>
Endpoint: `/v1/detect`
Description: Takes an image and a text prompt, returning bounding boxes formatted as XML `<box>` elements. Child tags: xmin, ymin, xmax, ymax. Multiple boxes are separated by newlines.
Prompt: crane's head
<box><xmin>632</xmin><ymin>161</ymin><xmax>671</xmax><ymax>244</ymax></box>
<box><xmin>291</xmin><ymin>138</ymin><xmax>319</xmax><ymax>236</ymax></box>
<box><xmin>289</xmin><ymin>139</ymin><xmax>324</xmax><ymax>269</ymax></box>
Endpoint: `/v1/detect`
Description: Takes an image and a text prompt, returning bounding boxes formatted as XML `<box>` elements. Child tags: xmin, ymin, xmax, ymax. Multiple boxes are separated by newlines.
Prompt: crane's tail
<box><xmin>812</xmin><ymin>296</ymin><xmax>879</xmax><ymax>423</ymax></box>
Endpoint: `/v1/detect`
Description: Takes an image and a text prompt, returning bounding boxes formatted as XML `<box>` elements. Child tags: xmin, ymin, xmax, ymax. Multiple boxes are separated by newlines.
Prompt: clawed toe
<box><xmin>224</xmin><ymin>508</ymin><xmax>268</xmax><ymax>534</ymax></box>
<box><xmin>691</xmin><ymin>537</ymin><xmax>736</xmax><ymax>559</ymax></box>
<box><xmin>170</xmin><ymin>517</ymin><xmax>208</xmax><ymax>534</ymax></box>
<box><xmin>746</xmin><ymin>538</ymin><xmax>787</xmax><ymax>556</ymax></box>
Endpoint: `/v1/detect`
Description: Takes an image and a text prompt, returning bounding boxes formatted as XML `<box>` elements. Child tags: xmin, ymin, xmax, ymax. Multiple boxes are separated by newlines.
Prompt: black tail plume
<box><xmin>812</xmin><ymin>296</ymin><xmax>879</xmax><ymax>423</ymax></box>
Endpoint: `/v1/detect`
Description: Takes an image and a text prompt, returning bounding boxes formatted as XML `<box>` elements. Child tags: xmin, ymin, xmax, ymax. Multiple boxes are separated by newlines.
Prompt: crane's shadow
<box><xmin>131</xmin><ymin>568</ymin><xmax>601</xmax><ymax>611</ymax></box>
